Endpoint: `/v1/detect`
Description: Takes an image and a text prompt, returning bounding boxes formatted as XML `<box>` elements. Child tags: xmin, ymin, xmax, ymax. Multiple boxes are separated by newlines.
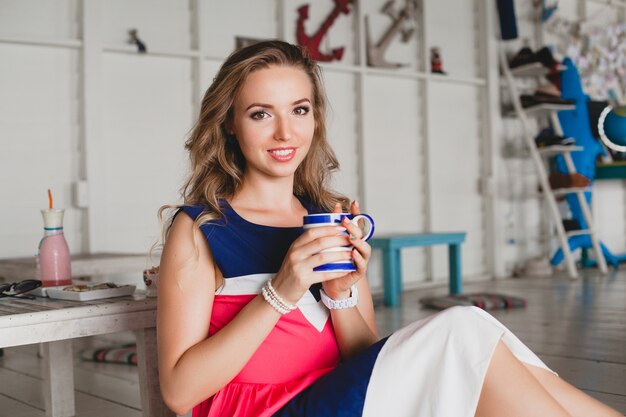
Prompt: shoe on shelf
<box><xmin>508</xmin><ymin>46</ymin><xmax>559</xmax><ymax>70</ymax></box>
<box><xmin>535</xmin><ymin>83</ymin><xmax>561</xmax><ymax>97</ymax></box>
<box><xmin>549</xmin><ymin>172</ymin><xmax>591</xmax><ymax>189</ymax></box>
<box><xmin>520</xmin><ymin>93</ymin><xmax>574</xmax><ymax>108</ymax></box>
<box><xmin>534</xmin><ymin>46</ymin><xmax>558</xmax><ymax>69</ymax></box>
<box><xmin>562</xmin><ymin>219</ymin><xmax>581</xmax><ymax>231</ymax></box>
<box><xmin>534</xmin><ymin>128</ymin><xmax>575</xmax><ymax>148</ymax></box>
<box><xmin>509</xmin><ymin>47</ymin><xmax>535</xmax><ymax>69</ymax></box>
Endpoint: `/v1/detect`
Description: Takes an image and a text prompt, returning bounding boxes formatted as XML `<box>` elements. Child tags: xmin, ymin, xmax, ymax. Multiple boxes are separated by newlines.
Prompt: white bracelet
<box><xmin>320</xmin><ymin>285</ymin><xmax>359</xmax><ymax>309</ymax></box>
<box><xmin>262</xmin><ymin>286</ymin><xmax>289</xmax><ymax>314</ymax></box>
<box><xmin>261</xmin><ymin>279</ymin><xmax>297</xmax><ymax>315</ymax></box>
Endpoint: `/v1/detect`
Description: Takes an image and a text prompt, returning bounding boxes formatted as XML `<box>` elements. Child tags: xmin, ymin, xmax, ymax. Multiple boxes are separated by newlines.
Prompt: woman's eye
<box><xmin>294</xmin><ymin>106</ymin><xmax>310</xmax><ymax>116</ymax></box>
<box><xmin>250</xmin><ymin>111</ymin><xmax>268</xmax><ymax>120</ymax></box>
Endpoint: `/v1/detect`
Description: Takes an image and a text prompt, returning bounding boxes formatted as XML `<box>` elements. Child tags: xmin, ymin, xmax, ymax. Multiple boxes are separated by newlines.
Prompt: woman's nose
<box><xmin>274</xmin><ymin>116</ymin><xmax>292</xmax><ymax>141</ymax></box>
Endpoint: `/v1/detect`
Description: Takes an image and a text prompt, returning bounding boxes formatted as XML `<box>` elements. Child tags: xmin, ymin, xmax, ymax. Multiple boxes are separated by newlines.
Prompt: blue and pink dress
<box><xmin>181</xmin><ymin>200</ymin><xmax>554</xmax><ymax>417</ymax></box>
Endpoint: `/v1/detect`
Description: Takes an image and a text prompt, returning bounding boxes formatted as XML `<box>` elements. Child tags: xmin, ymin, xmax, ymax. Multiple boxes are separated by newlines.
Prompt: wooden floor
<box><xmin>1</xmin><ymin>269</ymin><xmax>625</xmax><ymax>416</ymax></box>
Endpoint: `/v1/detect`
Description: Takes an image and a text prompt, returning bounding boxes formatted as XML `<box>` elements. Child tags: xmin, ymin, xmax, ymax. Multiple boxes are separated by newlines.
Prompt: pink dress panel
<box><xmin>192</xmin><ymin>294</ymin><xmax>340</xmax><ymax>417</ymax></box>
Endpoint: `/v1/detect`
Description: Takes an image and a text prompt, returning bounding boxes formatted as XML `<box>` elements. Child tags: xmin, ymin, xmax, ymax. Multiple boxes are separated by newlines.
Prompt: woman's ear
<box><xmin>224</xmin><ymin>116</ymin><xmax>235</xmax><ymax>135</ymax></box>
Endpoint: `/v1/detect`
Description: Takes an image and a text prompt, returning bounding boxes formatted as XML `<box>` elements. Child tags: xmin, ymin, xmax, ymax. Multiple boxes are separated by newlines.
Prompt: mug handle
<box><xmin>351</xmin><ymin>214</ymin><xmax>375</xmax><ymax>241</ymax></box>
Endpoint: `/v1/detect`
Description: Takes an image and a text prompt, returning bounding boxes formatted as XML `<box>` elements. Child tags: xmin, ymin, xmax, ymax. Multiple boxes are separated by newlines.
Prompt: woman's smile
<box><xmin>268</xmin><ymin>147</ymin><xmax>297</xmax><ymax>162</ymax></box>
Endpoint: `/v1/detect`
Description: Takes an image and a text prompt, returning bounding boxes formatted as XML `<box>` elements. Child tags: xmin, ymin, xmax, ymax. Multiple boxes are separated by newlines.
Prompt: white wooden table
<box><xmin>0</xmin><ymin>253</ymin><xmax>155</xmax><ymax>280</ymax></box>
<box><xmin>0</xmin><ymin>294</ymin><xmax>174</xmax><ymax>417</ymax></box>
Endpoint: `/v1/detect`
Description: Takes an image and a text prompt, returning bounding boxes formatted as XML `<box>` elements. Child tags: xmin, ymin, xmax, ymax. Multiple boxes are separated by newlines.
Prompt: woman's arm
<box><xmin>157</xmin><ymin>213</ymin><xmax>283</xmax><ymax>415</ymax></box>
<box><xmin>328</xmin><ymin>272</ymin><xmax>379</xmax><ymax>359</ymax></box>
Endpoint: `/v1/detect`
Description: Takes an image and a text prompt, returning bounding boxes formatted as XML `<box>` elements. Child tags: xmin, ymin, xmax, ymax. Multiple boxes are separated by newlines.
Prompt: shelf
<box><xmin>504</xmin><ymin>102</ymin><xmax>576</xmax><ymax>117</ymax></box>
<box><xmin>510</xmin><ymin>62</ymin><xmax>548</xmax><ymax>77</ymax></box>
<box><xmin>566</xmin><ymin>230</ymin><xmax>593</xmax><ymax>238</ymax></box>
<box><xmin>524</xmin><ymin>103</ymin><xmax>575</xmax><ymax>115</ymax></box>
<box><xmin>551</xmin><ymin>186</ymin><xmax>592</xmax><ymax>196</ymax></box>
<box><xmin>0</xmin><ymin>35</ymin><xmax>82</xmax><ymax>49</ymax></box>
<box><xmin>588</xmin><ymin>0</ymin><xmax>626</xmax><ymax>8</ymax></box>
<box><xmin>538</xmin><ymin>145</ymin><xmax>583</xmax><ymax>156</ymax></box>
<box><xmin>508</xmin><ymin>62</ymin><xmax>566</xmax><ymax>78</ymax></box>
<box><xmin>103</xmin><ymin>45</ymin><xmax>201</xmax><ymax>59</ymax></box>
<box><xmin>318</xmin><ymin>62</ymin><xmax>364</xmax><ymax>75</ymax></box>
<box><xmin>427</xmin><ymin>72</ymin><xmax>486</xmax><ymax>86</ymax></box>
<box><xmin>0</xmin><ymin>35</ymin><xmax>488</xmax><ymax>87</ymax></box>
<box><xmin>320</xmin><ymin>64</ymin><xmax>487</xmax><ymax>86</ymax></box>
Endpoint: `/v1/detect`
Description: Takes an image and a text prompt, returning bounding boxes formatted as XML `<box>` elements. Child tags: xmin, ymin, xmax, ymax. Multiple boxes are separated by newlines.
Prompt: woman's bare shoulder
<box><xmin>160</xmin><ymin>210</ymin><xmax>215</xmax><ymax>290</ymax></box>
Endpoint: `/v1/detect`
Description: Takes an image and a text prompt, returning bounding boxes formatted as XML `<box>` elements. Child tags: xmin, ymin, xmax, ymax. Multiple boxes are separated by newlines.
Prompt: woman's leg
<box><xmin>524</xmin><ymin>364</ymin><xmax>623</xmax><ymax>417</ymax></box>
<box><xmin>475</xmin><ymin>341</ymin><xmax>571</xmax><ymax>417</ymax></box>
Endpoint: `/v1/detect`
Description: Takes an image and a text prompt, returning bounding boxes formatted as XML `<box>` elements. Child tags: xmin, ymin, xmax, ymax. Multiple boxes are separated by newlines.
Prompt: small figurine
<box><xmin>128</xmin><ymin>29</ymin><xmax>147</xmax><ymax>53</ymax></box>
<box><xmin>430</xmin><ymin>47</ymin><xmax>446</xmax><ymax>74</ymax></box>
<box><xmin>365</xmin><ymin>0</ymin><xmax>419</xmax><ymax>68</ymax></box>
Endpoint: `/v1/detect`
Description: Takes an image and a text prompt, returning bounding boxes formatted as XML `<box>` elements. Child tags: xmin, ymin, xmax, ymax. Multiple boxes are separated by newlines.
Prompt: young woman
<box><xmin>157</xmin><ymin>41</ymin><xmax>621</xmax><ymax>417</ymax></box>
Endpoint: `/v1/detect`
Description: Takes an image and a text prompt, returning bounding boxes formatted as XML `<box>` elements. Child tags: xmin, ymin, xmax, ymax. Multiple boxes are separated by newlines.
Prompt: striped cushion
<box><xmin>420</xmin><ymin>293</ymin><xmax>526</xmax><ymax>310</ymax></box>
<box><xmin>80</xmin><ymin>344</ymin><xmax>137</xmax><ymax>365</ymax></box>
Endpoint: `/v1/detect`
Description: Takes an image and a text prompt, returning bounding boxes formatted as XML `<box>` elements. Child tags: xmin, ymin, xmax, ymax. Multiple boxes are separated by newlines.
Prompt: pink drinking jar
<box><xmin>38</xmin><ymin>209</ymin><xmax>72</xmax><ymax>287</ymax></box>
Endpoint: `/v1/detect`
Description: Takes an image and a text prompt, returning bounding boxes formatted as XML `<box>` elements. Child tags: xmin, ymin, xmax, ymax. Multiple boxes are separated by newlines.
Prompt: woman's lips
<box><xmin>268</xmin><ymin>147</ymin><xmax>296</xmax><ymax>162</ymax></box>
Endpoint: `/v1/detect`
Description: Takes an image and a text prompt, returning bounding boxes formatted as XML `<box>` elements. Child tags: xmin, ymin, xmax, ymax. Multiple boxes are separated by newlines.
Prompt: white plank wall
<box><xmin>99</xmin><ymin>52</ymin><xmax>190</xmax><ymax>252</ymax></box>
<box><xmin>0</xmin><ymin>43</ymin><xmax>84</xmax><ymax>257</ymax></box>
<box><xmin>429</xmin><ymin>83</ymin><xmax>486</xmax><ymax>277</ymax></box>
<box><xmin>1</xmin><ymin>0</ymin><xmax>625</xmax><ymax>285</ymax></box>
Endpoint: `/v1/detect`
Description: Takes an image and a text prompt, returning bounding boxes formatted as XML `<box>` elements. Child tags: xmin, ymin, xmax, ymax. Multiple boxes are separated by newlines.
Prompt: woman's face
<box><xmin>231</xmin><ymin>65</ymin><xmax>315</xmax><ymax>181</ymax></box>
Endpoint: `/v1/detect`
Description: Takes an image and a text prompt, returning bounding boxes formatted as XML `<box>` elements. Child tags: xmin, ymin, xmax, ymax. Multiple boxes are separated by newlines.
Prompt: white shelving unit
<box><xmin>499</xmin><ymin>44</ymin><xmax>608</xmax><ymax>278</ymax></box>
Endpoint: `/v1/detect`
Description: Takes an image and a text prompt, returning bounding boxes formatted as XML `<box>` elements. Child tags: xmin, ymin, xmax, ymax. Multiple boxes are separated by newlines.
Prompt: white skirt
<box><xmin>362</xmin><ymin>306</ymin><xmax>555</xmax><ymax>417</ymax></box>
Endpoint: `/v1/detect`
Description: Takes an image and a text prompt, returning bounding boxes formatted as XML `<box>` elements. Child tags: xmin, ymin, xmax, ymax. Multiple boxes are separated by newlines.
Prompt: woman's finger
<box><xmin>291</xmin><ymin>225</ymin><xmax>346</xmax><ymax>250</ymax></box>
<box><xmin>351</xmin><ymin>238</ymin><xmax>371</xmax><ymax>259</ymax></box>
<box><xmin>305</xmin><ymin>249</ymin><xmax>353</xmax><ymax>269</ymax></box>
<box><xmin>352</xmin><ymin>247</ymin><xmax>367</xmax><ymax>273</ymax></box>
<box><xmin>342</xmin><ymin>216</ymin><xmax>363</xmax><ymax>240</ymax></box>
<box><xmin>296</xmin><ymin>235</ymin><xmax>351</xmax><ymax>260</ymax></box>
<box><xmin>350</xmin><ymin>200</ymin><xmax>360</xmax><ymax>216</ymax></box>
<box><xmin>333</xmin><ymin>202</ymin><xmax>343</xmax><ymax>214</ymax></box>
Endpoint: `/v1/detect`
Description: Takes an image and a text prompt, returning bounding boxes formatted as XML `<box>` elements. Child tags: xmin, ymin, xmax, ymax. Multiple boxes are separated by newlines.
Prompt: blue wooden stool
<box><xmin>369</xmin><ymin>232</ymin><xmax>466</xmax><ymax>307</ymax></box>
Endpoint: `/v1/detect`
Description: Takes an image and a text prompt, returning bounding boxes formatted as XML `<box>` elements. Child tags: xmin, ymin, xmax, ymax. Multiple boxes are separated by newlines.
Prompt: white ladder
<box><xmin>499</xmin><ymin>46</ymin><xmax>608</xmax><ymax>278</ymax></box>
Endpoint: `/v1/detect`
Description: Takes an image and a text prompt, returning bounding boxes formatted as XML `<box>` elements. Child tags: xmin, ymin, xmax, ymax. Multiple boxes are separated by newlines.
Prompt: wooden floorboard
<box><xmin>374</xmin><ymin>269</ymin><xmax>626</xmax><ymax>413</ymax></box>
<box><xmin>0</xmin><ymin>393</ymin><xmax>45</xmax><ymax>417</ymax></box>
<box><xmin>0</xmin><ymin>269</ymin><xmax>624</xmax><ymax>415</ymax></box>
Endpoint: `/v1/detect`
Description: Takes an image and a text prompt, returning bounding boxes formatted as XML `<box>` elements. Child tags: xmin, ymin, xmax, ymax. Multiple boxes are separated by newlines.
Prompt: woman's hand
<box><xmin>322</xmin><ymin>201</ymin><xmax>372</xmax><ymax>300</ymax></box>
<box><xmin>271</xmin><ymin>222</ymin><xmax>353</xmax><ymax>304</ymax></box>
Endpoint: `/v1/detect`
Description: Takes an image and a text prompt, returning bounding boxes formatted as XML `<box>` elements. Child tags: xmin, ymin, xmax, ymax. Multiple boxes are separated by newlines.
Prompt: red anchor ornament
<box><xmin>296</xmin><ymin>0</ymin><xmax>353</xmax><ymax>62</ymax></box>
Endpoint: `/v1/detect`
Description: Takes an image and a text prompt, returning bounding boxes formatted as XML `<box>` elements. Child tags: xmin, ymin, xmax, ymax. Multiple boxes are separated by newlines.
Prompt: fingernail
<box><xmin>355</xmin><ymin>200</ymin><xmax>360</xmax><ymax>208</ymax></box>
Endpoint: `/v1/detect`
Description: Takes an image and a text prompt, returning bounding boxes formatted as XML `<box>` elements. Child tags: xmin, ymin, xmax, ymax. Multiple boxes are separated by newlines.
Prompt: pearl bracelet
<box><xmin>261</xmin><ymin>279</ymin><xmax>297</xmax><ymax>315</ymax></box>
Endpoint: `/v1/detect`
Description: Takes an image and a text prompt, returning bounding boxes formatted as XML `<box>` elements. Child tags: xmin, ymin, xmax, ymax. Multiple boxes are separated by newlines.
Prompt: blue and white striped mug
<box><xmin>303</xmin><ymin>213</ymin><xmax>375</xmax><ymax>272</ymax></box>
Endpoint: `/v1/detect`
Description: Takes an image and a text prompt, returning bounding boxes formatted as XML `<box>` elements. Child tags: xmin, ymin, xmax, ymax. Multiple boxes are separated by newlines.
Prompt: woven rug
<box><xmin>420</xmin><ymin>293</ymin><xmax>526</xmax><ymax>311</ymax></box>
<box><xmin>80</xmin><ymin>344</ymin><xmax>137</xmax><ymax>366</ymax></box>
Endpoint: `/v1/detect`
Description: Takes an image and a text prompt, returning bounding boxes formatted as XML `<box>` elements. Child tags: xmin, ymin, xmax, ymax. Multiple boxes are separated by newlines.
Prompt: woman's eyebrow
<box><xmin>245</xmin><ymin>98</ymin><xmax>311</xmax><ymax>111</ymax></box>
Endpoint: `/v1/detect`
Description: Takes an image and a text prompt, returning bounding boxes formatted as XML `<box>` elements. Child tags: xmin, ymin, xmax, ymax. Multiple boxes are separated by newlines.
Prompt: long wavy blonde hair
<box><xmin>159</xmin><ymin>40</ymin><xmax>348</xmax><ymax>244</ymax></box>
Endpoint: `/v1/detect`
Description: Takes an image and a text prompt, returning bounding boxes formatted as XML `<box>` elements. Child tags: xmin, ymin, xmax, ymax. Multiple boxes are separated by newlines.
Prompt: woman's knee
<box><xmin>440</xmin><ymin>305</ymin><xmax>484</xmax><ymax>320</ymax></box>
<box><xmin>436</xmin><ymin>305</ymin><xmax>490</xmax><ymax>332</ymax></box>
